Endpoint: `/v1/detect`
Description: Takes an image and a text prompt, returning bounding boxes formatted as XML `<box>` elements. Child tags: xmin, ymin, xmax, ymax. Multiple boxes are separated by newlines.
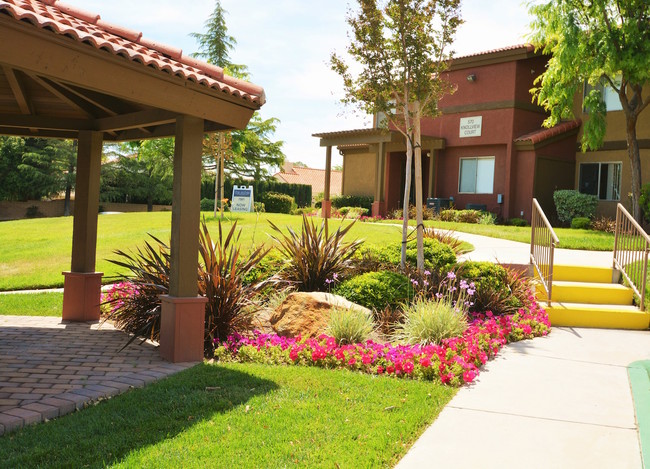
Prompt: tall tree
<box><xmin>0</xmin><ymin>137</ymin><xmax>75</xmax><ymax>202</ymax></box>
<box><xmin>192</xmin><ymin>0</ymin><xmax>285</xmax><ymax>188</ymax></box>
<box><xmin>529</xmin><ymin>0</ymin><xmax>650</xmax><ymax>222</ymax></box>
<box><xmin>331</xmin><ymin>0</ymin><xmax>461</xmax><ymax>270</ymax></box>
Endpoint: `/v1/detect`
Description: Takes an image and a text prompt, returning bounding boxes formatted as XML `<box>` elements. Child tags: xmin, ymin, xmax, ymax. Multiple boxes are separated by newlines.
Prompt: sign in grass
<box><xmin>231</xmin><ymin>185</ymin><xmax>254</xmax><ymax>212</ymax></box>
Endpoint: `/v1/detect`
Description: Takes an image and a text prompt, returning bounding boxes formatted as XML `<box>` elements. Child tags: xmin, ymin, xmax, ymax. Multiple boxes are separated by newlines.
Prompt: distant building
<box><xmin>274</xmin><ymin>162</ymin><xmax>342</xmax><ymax>201</ymax></box>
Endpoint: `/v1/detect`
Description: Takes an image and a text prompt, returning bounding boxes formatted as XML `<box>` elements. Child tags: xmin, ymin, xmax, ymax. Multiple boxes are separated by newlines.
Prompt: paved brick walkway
<box><xmin>0</xmin><ymin>315</ymin><xmax>197</xmax><ymax>436</ymax></box>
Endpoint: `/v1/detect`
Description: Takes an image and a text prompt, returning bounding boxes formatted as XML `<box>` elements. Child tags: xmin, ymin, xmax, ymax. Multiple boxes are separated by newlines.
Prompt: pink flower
<box><xmin>420</xmin><ymin>357</ymin><xmax>431</xmax><ymax>368</ymax></box>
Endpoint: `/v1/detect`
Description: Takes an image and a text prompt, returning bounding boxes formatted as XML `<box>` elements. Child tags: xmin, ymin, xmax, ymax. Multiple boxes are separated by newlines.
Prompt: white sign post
<box><xmin>459</xmin><ymin>116</ymin><xmax>482</xmax><ymax>138</ymax></box>
<box><xmin>230</xmin><ymin>185</ymin><xmax>254</xmax><ymax>212</ymax></box>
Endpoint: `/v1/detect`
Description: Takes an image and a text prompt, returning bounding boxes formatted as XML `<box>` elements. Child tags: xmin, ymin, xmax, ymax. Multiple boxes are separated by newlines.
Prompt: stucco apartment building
<box><xmin>314</xmin><ymin>44</ymin><xmax>650</xmax><ymax>222</ymax></box>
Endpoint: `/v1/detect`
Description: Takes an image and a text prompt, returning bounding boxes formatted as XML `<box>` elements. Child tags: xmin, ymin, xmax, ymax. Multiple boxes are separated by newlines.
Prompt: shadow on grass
<box><xmin>0</xmin><ymin>364</ymin><xmax>278</xmax><ymax>468</ymax></box>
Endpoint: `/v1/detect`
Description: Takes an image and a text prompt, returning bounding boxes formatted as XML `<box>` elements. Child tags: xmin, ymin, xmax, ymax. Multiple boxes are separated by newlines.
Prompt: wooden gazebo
<box><xmin>0</xmin><ymin>0</ymin><xmax>264</xmax><ymax>362</ymax></box>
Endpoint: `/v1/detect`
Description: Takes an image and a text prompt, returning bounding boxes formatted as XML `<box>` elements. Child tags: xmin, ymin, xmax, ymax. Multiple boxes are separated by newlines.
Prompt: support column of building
<box><xmin>322</xmin><ymin>145</ymin><xmax>332</xmax><ymax>218</ymax></box>
<box><xmin>427</xmin><ymin>149</ymin><xmax>436</xmax><ymax>199</ymax></box>
<box><xmin>372</xmin><ymin>142</ymin><xmax>386</xmax><ymax>217</ymax></box>
<box><xmin>159</xmin><ymin>115</ymin><xmax>207</xmax><ymax>363</ymax></box>
<box><xmin>62</xmin><ymin>131</ymin><xmax>103</xmax><ymax>322</ymax></box>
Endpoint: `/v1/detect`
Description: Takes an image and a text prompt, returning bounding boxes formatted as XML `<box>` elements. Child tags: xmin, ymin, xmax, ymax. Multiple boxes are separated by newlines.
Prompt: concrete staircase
<box><xmin>535</xmin><ymin>265</ymin><xmax>650</xmax><ymax>330</ymax></box>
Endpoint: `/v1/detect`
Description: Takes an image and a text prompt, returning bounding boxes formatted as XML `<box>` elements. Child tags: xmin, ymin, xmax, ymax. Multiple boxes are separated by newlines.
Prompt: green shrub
<box><xmin>455</xmin><ymin>261</ymin><xmax>527</xmax><ymax>315</ymax></box>
<box><xmin>25</xmin><ymin>205</ymin><xmax>43</xmax><ymax>218</ymax></box>
<box><xmin>591</xmin><ymin>216</ymin><xmax>615</xmax><ymax>233</ymax></box>
<box><xmin>200</xmin><ymin>198</ymin><xmax>214</xmax><ymax>211</ymax></box>
<box><xmin>270</xmin><ymin>215</ymin><xmax>363</xmax><ymax>291</ymax></box>
<box><xmin>439</xmin><ymin>209</ymin><xmax>485</xmax><ymax>224</ymax></box>
<box><xmin>553</xmin><ymin>190</ymin><xmax>598</xmax><ymax>224</ymax></box>
<box><xmin>339</xmin><ymin>206</ymin><xmax>369</xmax><ymax>218</ymax></box>
<box><xmin>334</xmin><ymin>271</ymin><xmax>410</xmax><ymax>311</ymax></box>
<box><xmin>331</xmin><ymin>194</ymin><xmax>374</xmax><ymax>211</ymax></box>
<box><xmin>243</xmin><ymin>248</ymin><xmax>284</xmax><ymax>285</ymax></box>
<box><xmin>262</xmin><ymin>192</ymin><xmax>294</xmax><ymax>213</ymax></box>
<box><xmin>479</xmin><ymin>212</ymin><xmax>497</xmax><ymax>225</ymax></box>
<box><xmin>408</xmin><ymin>204</ymin><xmax>435</xmax><ymax>220</ymax></box>
<box><xmin>326</xmin><ymin>307</ymin><xmax>375</xmax><ymax>345</ymax></box>
<box><xmin>422</xmin><ymin>228</ymin><xmax>466</xmax><ymax>255</ymax></box>
<box><xmin>254</xmin><ymin>201</ymin><xmax>265</xmax><ymax>213</ymax></box>
<box><xmin>292</xmin><ymin>207</ymin><xmax>316</xmax><ymax>216</ymax></box>
<box><xmin>507</xmin><ymin>217</ymin><xmax>528</xmax><ymax>227</ymax></box>
<box><xmin>393</xmin><ymin>298</ymin><xmax>468</xmax><ymax>345</ymax></box>
<box><xmin>640</xmin><ymin>183</ymin><xmax>650</xmax><ymax>223</ymax></box>
<box><xmin>571</xmin><ymin>217</ymin><xmax>591</xmax><ymax>230</ymax></box>
<box><xmin>365</xmin><ymin>238</ymin><xmax>456</xmax><ymax>272</ymax></box>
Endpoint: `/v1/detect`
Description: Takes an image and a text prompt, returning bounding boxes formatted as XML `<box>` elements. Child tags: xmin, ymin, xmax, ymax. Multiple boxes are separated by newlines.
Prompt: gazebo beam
<box><xmin>62</xmin><ymin>130</ymin><xmax>103</xmax><ymax>322</ymax></box>
<box><xmin>159</xmin><ymin>115</ymin><xmax>207</xmax><ymax>363</ymax></box>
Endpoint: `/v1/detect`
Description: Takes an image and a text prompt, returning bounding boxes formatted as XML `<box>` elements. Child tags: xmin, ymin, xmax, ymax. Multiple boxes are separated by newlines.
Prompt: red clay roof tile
<box><xmin>274</xmin><ymin>166</ymin><xmax>343</xmax><ymax>197</ymax></box>
<box><xmin>454</xmin><ymin>43</ymin><xmax>536</xmax><ymax>61</ymax></box>
<box><xmin>515</xmin><ymin>119</ymin><xmax>581</xmax><ymax>145</ymax></box>
<box><xmin>0</xmin><ymin>0</ymin><xmax>265</xmax><ymax>105</ymax></box>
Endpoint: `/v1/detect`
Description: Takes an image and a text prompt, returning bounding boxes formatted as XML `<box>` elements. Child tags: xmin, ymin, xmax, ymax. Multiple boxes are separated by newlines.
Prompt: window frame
<box><xmin>458</xmin><ymin>156</ymin><xmax>495</xmax><ymax>195</ymax></box>
<box><xmin>578</xmin><ymin>161</ymin><xmax>622</xmax><ymax>201</ymax></box>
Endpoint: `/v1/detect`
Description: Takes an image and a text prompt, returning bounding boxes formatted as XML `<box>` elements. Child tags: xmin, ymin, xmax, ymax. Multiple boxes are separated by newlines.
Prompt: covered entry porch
<box><xmin>312</xmin><ymin>129</ymin><xmax>445</xmax><ymax>217</ymax></box>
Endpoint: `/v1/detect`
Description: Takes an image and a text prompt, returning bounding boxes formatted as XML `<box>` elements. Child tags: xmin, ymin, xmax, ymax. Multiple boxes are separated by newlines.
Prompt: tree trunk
<box><xmin>147</xmin><ymin>195</ymin><xmax>153</xmax><ymax>212</ymax></box>
<box><xmin>400</xmin><ymin>102</ymin><xmax>413</xmax><ymax>270</ymax></box>
<box><xmin>63</xmin><ymin>184</ymin><xmax>72</xmax><ymax>216</ymax></box>
<box><xmin>626</xmin><ymin>114</ymin><xmax>643</xmax><ymax>222</ymax></box>
<box><xmin>414</xmin><ymin>102</ymin><xmax>424</xmax><ymax>271</ymax></box>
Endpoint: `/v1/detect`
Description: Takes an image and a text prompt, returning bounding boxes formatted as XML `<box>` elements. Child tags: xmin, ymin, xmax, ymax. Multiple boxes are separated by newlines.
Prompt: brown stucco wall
<box><xmin>0</xmin><ymin>200</ymin><xmax>172</xmax><ymax>221</ymax></box>
<box><xmin>342</xmin><ymin>151</ymin><xmax>376</xmax><ymax>197</ymax></box>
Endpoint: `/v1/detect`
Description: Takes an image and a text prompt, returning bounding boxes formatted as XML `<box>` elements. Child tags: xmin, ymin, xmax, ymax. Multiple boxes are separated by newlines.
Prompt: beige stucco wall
<box><xmin>342</xmin><ymin>151</ymin><xmax>377</xmax><ymax>197</ymax></box>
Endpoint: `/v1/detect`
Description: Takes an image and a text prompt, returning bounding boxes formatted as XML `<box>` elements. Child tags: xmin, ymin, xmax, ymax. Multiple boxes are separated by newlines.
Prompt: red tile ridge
<box><xmin>0</xmin><ymin>0</ymin><xmax>265</xmax><ymax>105</ymax></box>
<box><xmin>515</xmin><ymin>119</ymin><xmax>581</xmax><ymax>145</ymax></box>
<box><xmin>454</xmin><ymin>43</ymin><xmax>535</xmax><ymax>61</ymax></box>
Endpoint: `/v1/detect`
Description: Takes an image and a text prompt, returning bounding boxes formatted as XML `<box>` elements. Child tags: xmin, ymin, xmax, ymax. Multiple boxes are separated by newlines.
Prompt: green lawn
<box><xmin>0</xmin><ymin>212</ymin><xmax>407</xmax><ymax>291</ymax></box>
<box><xmin>0</xmin><ymin>292</ymin><xmax>62</xmax><ymax>316</ymax></box>
<box><xmin>0</xmin><ymin>362</ymin><xmax>456</xmax><ymax>468</ymax></box>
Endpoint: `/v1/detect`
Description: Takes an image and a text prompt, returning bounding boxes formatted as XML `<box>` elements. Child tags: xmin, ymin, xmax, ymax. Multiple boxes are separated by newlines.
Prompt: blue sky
<box><xmin>66</xmin><ymin>0</ymin><xmax>532</xmax><ymax>169</ymax></box>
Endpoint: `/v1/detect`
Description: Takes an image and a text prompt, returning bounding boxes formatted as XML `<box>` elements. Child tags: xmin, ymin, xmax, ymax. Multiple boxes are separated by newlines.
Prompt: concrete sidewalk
<box><xmin>397</xmin><ymin>327</ymin><xmax>650</xmax><ymax>469</ymax></box>
<box><xmin>454</xmin><ymin>231</ymin><xmax>614</xmax><ymax>267</ymax></box>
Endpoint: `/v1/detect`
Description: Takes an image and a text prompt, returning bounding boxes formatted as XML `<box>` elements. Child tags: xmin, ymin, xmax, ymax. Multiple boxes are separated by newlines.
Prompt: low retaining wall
<box><xmin>0</xmin><ymin>200</ymin><xmax>171</xmax><ymax>221</ymax></box>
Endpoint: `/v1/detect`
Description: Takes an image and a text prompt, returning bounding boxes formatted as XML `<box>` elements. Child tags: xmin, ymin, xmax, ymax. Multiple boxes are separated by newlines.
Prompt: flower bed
<box><xmin>215</xmin><ymin>300</ymin><xmax>550</xmax><ymax>386</ymax></box>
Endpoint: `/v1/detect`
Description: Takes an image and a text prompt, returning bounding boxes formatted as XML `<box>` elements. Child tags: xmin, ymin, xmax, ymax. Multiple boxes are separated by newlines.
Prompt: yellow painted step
<box><xmin>545</xmin><ymin>302</ymin><xmax>650</xmax><ymax>330</ymax></box>
<box><xmin>535</xmin><ymin>281</ymin><xmax>634</xmax><ymax>305</ymax></box>
<box><xmin>548</xmin><ymin>265</ymin><xmax>615</xmax><ymax>283</ymax></box>
<box><xmin>533</xmin><ymin>265</ymin><xmax>614</xmax><ymax>283</ymax></box>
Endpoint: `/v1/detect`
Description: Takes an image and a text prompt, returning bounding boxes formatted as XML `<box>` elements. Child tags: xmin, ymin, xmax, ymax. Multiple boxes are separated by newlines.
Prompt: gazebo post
<box><xmin>322</xmin><ymin>145</ymin><xmax>332</xmax><ymax>218</ymax></box>
<box><xmin>62</xmin><ymin>130</ymin><xmax>103</xmax><ymax>322</ymax></box>
<box><xmin>159</xmin><ymin>115</ymin><xmax>207</xmax><ymax>363</ymax></box>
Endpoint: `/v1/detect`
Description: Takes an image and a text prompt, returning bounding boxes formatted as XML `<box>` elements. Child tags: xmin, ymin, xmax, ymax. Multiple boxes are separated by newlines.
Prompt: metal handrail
<box><xmin>613</xmin><ymin>203</ymin><xmax>650</xmax><ymax>311</ymax></box>
<box><xmin>530</xmin><ymin>198</ymin><xmax>559</xmax><ymax>305</ymax></box>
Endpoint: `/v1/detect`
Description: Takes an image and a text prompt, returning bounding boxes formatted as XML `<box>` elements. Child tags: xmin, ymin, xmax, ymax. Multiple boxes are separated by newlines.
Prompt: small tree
<box><xmin>331</xmin><ymin>0</ymin><xmax>461</xmax><ymax>270</ymax></box>
<box><xmin>529</xmin><ymin>1</ymin><xmax>650</xmax><ymax>222</ymax></box>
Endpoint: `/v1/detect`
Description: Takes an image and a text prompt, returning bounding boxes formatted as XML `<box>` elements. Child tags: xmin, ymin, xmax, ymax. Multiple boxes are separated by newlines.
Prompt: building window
<box><xmin>578</xmin><ymin>162</ymin><xmax>621</xmax><ymax>200</ymax></box>
<box><xmin>583</xmin><ymin>76</ymin><xmax>623</xmax><ymax>112</ymax></box>
<box><xmin>459</xmin><ymin>157</ymin><xmax>495</xmax><ymax>194</ymax></box>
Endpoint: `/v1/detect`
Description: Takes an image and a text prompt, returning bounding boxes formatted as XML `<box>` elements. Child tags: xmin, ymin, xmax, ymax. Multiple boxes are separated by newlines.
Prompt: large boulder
<box><xmin>270</xmin><ymin>292</ymin><xmax>371</xmax><ymax>338</ymax></box>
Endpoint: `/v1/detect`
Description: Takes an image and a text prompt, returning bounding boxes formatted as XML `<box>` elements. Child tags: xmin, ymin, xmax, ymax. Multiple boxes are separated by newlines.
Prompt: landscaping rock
<box><xmin>270</xmin><ymin>292</ymin><xmax>372</xmax><ymax>338</ymax></box>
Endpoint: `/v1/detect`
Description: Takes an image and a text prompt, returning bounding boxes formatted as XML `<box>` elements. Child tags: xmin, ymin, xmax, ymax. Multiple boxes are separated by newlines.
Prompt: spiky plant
<box><xmin>269</xmin><ymin>215</ymin><xmax>363</xmax><ymax>292</ymax></box>
<box><xmin>103</xmin><ymin>235</ymin><xmax>170</xmax><ymax>345</ymax></box>
<box><xmin>198</xmin><ymin>219</ymin><xmax>270</xmax><ymax>348</ymax></box>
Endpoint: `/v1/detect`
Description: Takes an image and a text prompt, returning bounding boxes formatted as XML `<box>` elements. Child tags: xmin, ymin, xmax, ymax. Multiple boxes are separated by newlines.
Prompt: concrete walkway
<box><xmin>397</xmin><ymin>327</ymin><xmax>650</xmax><ymax>468</ymax></box>
<box><xmin>0</xmin><ymin>315</ymin><xmax>196</xmax><ymax>435</ymax></box>
<box><xmin>397</xmin><ymin>231</ymin><xmax>648</xmax><ymax>468</ymax></box>
<box><xmin>454</xmin><ymin>231</ymin><xmax>614</xmax><ymax>267</ymax></box>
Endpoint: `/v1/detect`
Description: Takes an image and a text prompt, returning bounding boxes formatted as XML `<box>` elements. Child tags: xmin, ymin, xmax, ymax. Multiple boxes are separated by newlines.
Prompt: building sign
<box><xmin>459</xmin><ymin>116</ymin><xmax>482</xmax><ymax>138</ymax></box>
<box><xmin>231</xmin><ymin>185</ymin><xmax>254</xmax><ymax>212</ymax></box>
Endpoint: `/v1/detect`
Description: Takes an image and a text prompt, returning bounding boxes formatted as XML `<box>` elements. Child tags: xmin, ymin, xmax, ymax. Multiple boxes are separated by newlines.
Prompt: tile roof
<box><xmin>515</xmin><ymin>119</ymin><xmax>581</xmax><ymax>145</ymax></box>
<box><xmin>274</xmin><ymin>165</ymin><xmax>342</xmax><ymax>197</ymax></box>
<box><xmin>0</xmin><ymin>0</ymin><xmax>265</xmax><ymax>105</ymax></box>
<box><xmin>454</xmin><ymin>43</ymin><xmax>536</xmax><ymax>61</ymax></box>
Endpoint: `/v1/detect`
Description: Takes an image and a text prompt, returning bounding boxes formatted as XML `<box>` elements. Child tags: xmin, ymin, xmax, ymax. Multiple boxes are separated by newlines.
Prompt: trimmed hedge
<box><xmin>331</xmin><ymin>195</ymin><xmax>374</xmax><ymax>211</ymax></box>
<box><xmin>571</xmin><ymin>217</ymin><xmax>591</xmax><ymax>229</ymax></box>
<box><xmin>334</xmin><ymin>270</ymin><xmax>410</xmax><ymax>311</ymax></box>
<box><xmin>553</xmin><ymin>190</ymin><xmax>598</xmax><ymax>224</ymax></box>
<box><xmin>261</xmin><ymin>192</ymin><xmax>294</xmax><ymax>213</ymax></box>
<box><xmin>201</xmin><ymin>178</ymin><xmax>312</xmax><ymax>208</ymax></box>
<box><xmin>368</xmin><ymin>238</ymin><xmax>456</xmax><ymax>272</ymax></box>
